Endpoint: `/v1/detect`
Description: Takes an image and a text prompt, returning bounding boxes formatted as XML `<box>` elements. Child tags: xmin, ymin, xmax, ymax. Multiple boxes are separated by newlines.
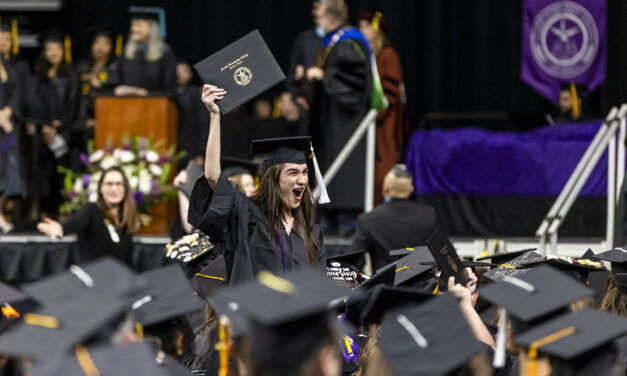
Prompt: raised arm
<box><xmin>200</xmin><ymin>84</ymin><xmax>226</xmax><ymax>189</ymax></box>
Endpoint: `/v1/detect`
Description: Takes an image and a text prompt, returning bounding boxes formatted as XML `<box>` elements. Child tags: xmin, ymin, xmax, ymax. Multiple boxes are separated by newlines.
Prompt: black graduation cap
<box><xmin>0</xmin><ymin>291</ymin><xmax>127</xmax><ymax>361</ymax></box>
<box><xmin>0</xmin><ymin>281</ymin><xmax>29</xmax><ymax>306</ymax></box>
<box><xmin>559</xmin><ymin>82</ymin><xmax>587</xmax><ymax>97</ymax></box>
<box><xmin>30</xmin><ymin>342</ymin><xmax>191</xmax><ymax>376</ymax></box>
<box><xmin>388</xmin><ymin>244</ymin><xmax>430</xmax><ymax>258</ymax></box>
<box><xmin>393</xmin><ymin>248</ymin><xmax>435</xmax><ymax>288</ymax></box>
<box><xmin>358</xmin><ymin>260</ymin><xmax>397</xmax><ymax>289</ymax></box>
<box><xmin>515</xmin><ymin>309</ymin><xmax>627</xmax><ymax>373</ymax></box>
<box><xmin>21</xmin><ymin>257</ymin><xmax>147</xmax><ymax>306</ymax></box>
<box><xmin>193</xmin><ymin>29</ymin><xmax>285</xmax><ymax>115</ymax></box>
<box><xmin>378</xmin><ymin>294</ymin><xmax>487</xmax><ymax>376</ymax></box>
<box><xmin>425</xmin><ymin>227</ymin><xmax>468</xmax><ymax>286</ymax></box>
<box><xmin>221</xmin><ymin>155</ymin><xmax>260</xmax><ymax>178</ymax></box>
<box><xmin>250</xmin><ymin>136</ymin><xmax>329</xmax><ymax>204</ymax></box>
<box><xmin>590</xmin><ymin>247</ymin><xmax>627</xmax><ymax>293</ymax></box>
<box><xmin>177</xmin><ymin>160</ymin><xmax>205</xmax><ymax>198</ymax></box>
<box><xmin>39</xmin><ymin>28</ymin><xmax>66</xmax><ymax>46</ymax></box>
<box><xmin>128</xmin><ymin>6</ymin><xmax>166</xmax><ymax>38</ymax></box>
<box><xmin>476</xmin><ymin>248</ymin><xmax>539</xmax><ymax>266</ymax></box>
<box><xmin>327</xmin><ymin>249</ymin><xmax>366</xmax><ymax>268</ymax></box>
<box><xmin>522</xmin><ymin>256</ymin><xmax>606</xmax><ymax>285</ymax></box>
<box><xmin>482</xmin><ymin>250</ymin><xmax>544</xmax><ymax>281</ymax></box>
<box><xmin>327</xmin><ymin>251</ymin><xmax>367</xmax><ymax>288</ymax></box>
<box><xmin>190</xmin><ymin>254</ymin><xmax>228</xmax><ymax>301</ymax></box>
<box><xmin>130</xmin><ymin>264</ymin><xmax>205</xmax><ymax>327</ymax></box>
<box><xmin>86</xmin><ymin>25</ymin><xmax>112</xmax><ymax>42</ymax></box>
<box><xmin>359</xmin><ymin>284</ymin><xmax>432</xmax><ymax>325</ymax></box>
<box><xmin>477</xmin><ymin>265</ymin><xmax>595</xmax><ymax>327</ymax></box>
<box><xmin>0</xmin><ymin>282</ymin><xmax>37</xmax><ymax>332</ymax></box>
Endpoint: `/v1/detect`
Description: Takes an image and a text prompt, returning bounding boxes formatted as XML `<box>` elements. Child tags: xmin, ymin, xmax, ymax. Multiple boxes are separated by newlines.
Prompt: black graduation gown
<box><xmin>0</xmin><ymin>64</ymin><xmax>21</xmax><ymax>196</ymax></box>
<box><xmin>287</xmin><ymin>28</ymin><xmax>322</xmax><ymax>101</ymax></box>
<box><xmin>314</xmin><ymin>38</ymin><xmax>372</xmax><ymax>210</ymax></box>
<box><xmin>3</xmin><ymin>56</ymin><xmax>30</xmax><ymax>116</ymax></box>
<box><xmin>175</xmin><ymin>84</ymin><xmax>210</xmax><ymax>169</ymax></box>
<box><xmin>112</xmin><ymin>46</ymin><xmax>177</xmax><ymax>96</ymax></box>
<box><xmin>349</xmin><ymin>199</ymin><xmax>438</xmax><ymax>270</ymax></box>
<box><xmin>188</xmin><ymin>173</ymin><xmax>326</xmax><ymax>285</ymax></box>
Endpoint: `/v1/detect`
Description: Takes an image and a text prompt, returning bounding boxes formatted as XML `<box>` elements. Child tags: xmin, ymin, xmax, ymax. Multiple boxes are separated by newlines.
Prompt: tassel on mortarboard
<box><xmin>371</xmin><ymin>12</ymin><xmax>382</xmax><ymax>31</ymax></box>
<box><xmin>492</xmin><ymin>308</ymin><xmax>507</xmax><ymax>368</ymax></box>
<box><xmin>115</xmin><ymin>34</ymin><xmax>123</xmax><ymax>57</ymax></box>
<box><xmin>11</xmin><ymin>19</ymin><xmax>18</xmax><ymax>55</ymax></box>
<box><xmin>310</xmin><ymin>143</ymin><xmax>330</xmax><ymax>205</ymax></box>
<box><xmin>570</xmin><ymin>82</ymin><xmax>580</xmax><ymax>119</ymax></box>
<box><xmin>64</xmin><ymin>35</ymin><xmax>72</xmax><ymax>64</ymax></box>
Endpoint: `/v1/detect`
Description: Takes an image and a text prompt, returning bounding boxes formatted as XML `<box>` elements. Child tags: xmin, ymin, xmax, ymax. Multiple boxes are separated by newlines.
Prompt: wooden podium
<box><xmin>95</xmin><ymin>97</ymin><xmax>178</xmax><ymax>235</ymax></box>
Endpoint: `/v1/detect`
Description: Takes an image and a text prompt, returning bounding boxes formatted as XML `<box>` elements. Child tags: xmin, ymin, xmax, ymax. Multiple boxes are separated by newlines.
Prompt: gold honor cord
<box><xmin>257</xmin><ymin>270</ymin><xmax>299</xmax><ymax>297</ymax></box>
<box><xmin>527</xmin><ymin>326</ymin><xmax>576</xmax><ymax>376</ymax></box>
<box><xmin>195</xmin><ymin>273</ymin><xmax>225</xmax><ymax>281</ymax></box>
<box><xmin>75</xmin><ymin>345</ymin><xmax>101</xmax><ymax>376</ymax></box>
<box><xmin>23</xmin><ymin>313</ymin><xmax>59</xmax><ymax>329</ymax></box>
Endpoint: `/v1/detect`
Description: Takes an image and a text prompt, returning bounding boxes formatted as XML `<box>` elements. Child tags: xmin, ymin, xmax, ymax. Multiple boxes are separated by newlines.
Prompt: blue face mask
<box><xmin>315</xmin><ymin>25</ymin><xmax>326</xmax><ymax>38</ymax></box>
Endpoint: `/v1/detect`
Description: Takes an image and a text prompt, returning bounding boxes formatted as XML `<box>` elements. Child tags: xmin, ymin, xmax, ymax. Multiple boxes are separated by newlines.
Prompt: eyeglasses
<box><xmin>102</xmin><ymin>181</ymin><xmax>124</xmax><ymax>188</ymax></box>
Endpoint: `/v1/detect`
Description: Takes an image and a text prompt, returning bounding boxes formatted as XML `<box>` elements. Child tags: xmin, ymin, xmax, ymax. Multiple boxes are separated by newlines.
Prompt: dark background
<box><xmin>5</xmin><ymin>0</ymin><xmax>627</xmax><ymax>132</ymax></box>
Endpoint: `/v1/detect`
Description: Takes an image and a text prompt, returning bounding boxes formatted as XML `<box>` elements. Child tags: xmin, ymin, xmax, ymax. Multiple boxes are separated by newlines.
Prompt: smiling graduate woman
<box><xmin>188</xmin><ymin>85</ymin><xmax>327</xmax><ymax>285</ymax></box>
<box><xmin>37</xmin><ymin>167</ymin><xmax>139</xmax><ymax>265</ymax></box>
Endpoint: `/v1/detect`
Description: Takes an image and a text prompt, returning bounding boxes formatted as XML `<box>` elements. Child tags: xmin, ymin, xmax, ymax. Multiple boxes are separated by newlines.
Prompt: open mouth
<box><xmin>292</xmin><ymin>188</ymin><xmax>304</xmax><ymax>201</ymax></box>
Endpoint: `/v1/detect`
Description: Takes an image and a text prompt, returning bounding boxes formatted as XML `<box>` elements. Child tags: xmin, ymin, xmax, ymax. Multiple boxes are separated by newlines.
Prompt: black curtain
<box><xmin>6</xmin><ymin>0</ymin><xmax>627</xmax><ymax>131</ymax></box>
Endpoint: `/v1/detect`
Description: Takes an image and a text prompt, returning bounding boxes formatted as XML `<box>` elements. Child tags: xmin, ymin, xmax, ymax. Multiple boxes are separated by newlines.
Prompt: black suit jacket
<box><xmin>350</xmin><ymin>199</ymin><xmax>438</xmax><ymax>271</ymax></box>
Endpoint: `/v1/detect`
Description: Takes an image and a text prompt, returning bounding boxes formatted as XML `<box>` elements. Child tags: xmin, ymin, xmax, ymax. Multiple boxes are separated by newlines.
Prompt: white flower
<box><xmin>88</xmin><ymin>192</ymin><xmax>98</xmax><ymax>203</ymax></box>
<box><xmin>139</xmin><ymin>177</ymin><xmax>152</xmax><ymax>194</ymax></box>
<box><xmin>146</xmin><ymin>150</ymin><xmax>160</xmax><ymax>163</ymax></box>
<box><xmin>73</xmin><ymin>178</ymin><xmax>83</xmax><ymax>193</ymax></box>
<box><xmin>129</xmin><ymin>176</ymin><xmax>139</xmax><ymax>190</ymax></box>
<box><xmin>100</xmin><ymin>156</ymin><xmax>117</xmax><ymax>170</ymax></box>
<box><xmin>119</xmin><ymin>150</ymin><xmax>135</xmax><ymax>163</ymax></box>
<box><xmin>88</xmin><ymin>150</ymin><xmax>105</xmax><ymax>163</ymax></box>
<box><xmin>149</xmin><ymin>164</ymin><xmax>163</xmax><ymax>176</ymax></box>
<box><xmin>89</xmin><ymin>171</ymin><xmax>102</xmax><ymax>191</ymax></box>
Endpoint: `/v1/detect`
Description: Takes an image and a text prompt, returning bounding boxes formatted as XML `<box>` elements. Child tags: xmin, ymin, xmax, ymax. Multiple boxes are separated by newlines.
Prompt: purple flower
<box><xmin>123</xmin><ymin>144</ymin><xmax>131</xmax><ymax>151</ymax></box>
<box><xmin>138</xmin><ymin>138</ymin><xmax>147</xmax><ymax>151</ymax></box>
<box><xmin>79</xmin><ymin>153</ymin><xmax>89</xmax><ymax>166</ymax></box>
<box><xmin>133</xmin><ymin>191</ymin><xmax>143</xmax><ymax>204</ymax></box>
<box><xmin>67</xmin><ymin>191</ymin><xmax>77</xmax><ymax>199</ymax></box>
<box><xmin>82</xmin><ymin>174</ymin><xmax>91</xmax><ymax>187</ymax></box>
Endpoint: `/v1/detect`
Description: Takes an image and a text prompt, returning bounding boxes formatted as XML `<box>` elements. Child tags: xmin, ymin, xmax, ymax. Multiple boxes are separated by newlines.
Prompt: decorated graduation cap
<box><xmin>129</xmin><ymin>5</ymin><xmax>167</xmax><ymax>39</ymax></box>
<box><xmin>250</xmin><ymin>136</ymin><xmax>330</xmax><ymax>204</ymax></box>
<box><xmin>476</xmin><ymin>248</ymin><xmax>539</xmax><ymax>267</ymax></box>
<box><xmin>379</xmin><ymin>294</ymin><xmax>487</xmax><ymax>376</ymax></box>
<box><xmin>190</xmin><ymin>254</ymin><xmax>228</xmax><ymax>301</ymax></box>
<box><xmin>478</xmin><ymin>265</ymin><xmax>595</xmax><ymax>333</ymax></box>
<box><xmin>522</xmin><ymin>255</ymin><xmax>606</xmax><ymax>285</ymax></box>
<box><xmin>482</xmin><ymin>250</ymin><xmax>544</xmax><ymax>281</ymax></box>
<box><xmin>590</xmin><ymin>246</ymin><xmax>627</xmax><ymax>294</ymax></box>
<box><xmin>327</xmin><ymin>250</ymin><xmax>367</xmax><ymax>287</ymax></box>
<box><xmin>30</xmin><ymin>342</ymin><xmax>191</xmax><ymax>376</ymax></box>
<box><xmin>515</xmin><ymin>309</ymin><xmax>627</xmax><ymax>376</ymax></box>
<box><xmin>359</xmin><ymin>284</ymin><xmax>432</xmax><ymax>325</ymax></box>
<box><xmin>0</xmin><ymin>290</ymin><xmax>128</xmax><ymax>361</ymax></box>
<box><xmin>130</xmin><ymin>264</ymin><xmax>205</xmax><ymax>327</ymax></box>
<box><xmin>22</xmin><ymin>257</ymin><xmax>147</xmax><ymax>306</ymax></box>
<box><xmin>0</xmin><ymin>282</ymin><xmax>37</xmax><ymax>331</ymax></box>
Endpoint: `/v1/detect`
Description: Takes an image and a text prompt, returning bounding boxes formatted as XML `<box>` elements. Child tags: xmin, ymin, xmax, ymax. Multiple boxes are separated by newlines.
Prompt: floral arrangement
<box><xmin>58</xmin><ymin>137</ymin><xmax>181</xmax><ymax>223</ymax></box>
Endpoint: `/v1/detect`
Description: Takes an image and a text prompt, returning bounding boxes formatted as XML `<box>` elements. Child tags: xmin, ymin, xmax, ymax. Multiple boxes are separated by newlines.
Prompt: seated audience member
<box><xmin>554</xmin><ymin>83</ymin><xmax>595</xmax><ymax>124</ymax></box>
<box><xmin>350</xmin><ymin>164</ymin><xmax>437</xmax><ymax>271</ymax></box>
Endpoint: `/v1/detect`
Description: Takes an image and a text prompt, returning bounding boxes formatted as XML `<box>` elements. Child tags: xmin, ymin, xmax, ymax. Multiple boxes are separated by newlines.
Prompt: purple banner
<box><xmin>521</xmin><ymin>0</ymin><xmax>606</xmax><ymax>103</ymax></box>
<box><xmin>406</xmin><ymin>121</ymin><xmax>615</xmax><ymax>197</ymax></box>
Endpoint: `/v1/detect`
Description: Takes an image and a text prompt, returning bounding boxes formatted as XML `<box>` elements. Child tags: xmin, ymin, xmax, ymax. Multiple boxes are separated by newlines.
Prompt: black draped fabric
<box><xmin>61</xmin><ymin>203</ymin><xmax>134</xmax><ymax>265</ymax></box>
<box><xmin>416</xmin><ymin>195</ymin><xmax>606</xmax><ymax>237</ymax></box>
<box><xmin>187</xmin><ymin>173</ymin><xmax>326</xmax><ymax>285</ymax></box>
<box><xmin>313</xmin><ymin>37</ymin><xmax>372</xmax><ymax>210</ymax></box>
<box><xmin>176</xmin><ymin>83</ymin><xmax>210</xmax><ymax>168</ymax></box>
<box><xmin>112</xmin><ymin>46</ymin><xmax>177</xmax><ymax>96</ymax></box>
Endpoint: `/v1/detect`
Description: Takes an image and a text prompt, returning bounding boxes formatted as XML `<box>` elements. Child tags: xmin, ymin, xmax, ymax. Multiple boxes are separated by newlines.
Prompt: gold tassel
<box><xmin>527</xmin><ymin>326</ymin><xmax>575</xmax><ymax>376</ymax></box>
<box><xmin>215</xmin><ymin>316</ymin><xmax>231</xmax><ymax>376</ymax></box>
<box><xmin>135</xmin><ymin>322</ymin><xmax>144</xmax><ymax>340</ymax></box>
<box><xmin>272</xmin><ymin>96</ymin><xmax>280</xmax><ymax>118</ymax></box>
<box><xmin>23</xmin><ymin>313</ymin><xmax>59</xmax><ymax>329</ymax></box>
<box><xmin>75</xmin><ymin>345</ymin><xmax>101</xmax><ymax>376</ymax></box>
<box><xmin>64</xmin><ymin>35</ymin><xmax>72</xmax><ymax>64</ymax></box>
<box><xmin>570</xmin><ymin>82</ymin><xmax>580</xmax><ymax>119</ymax></box>
<box><xmin>11</xmin><ymin>19</ymin><xmax>18</xmax><ymax>55</ymax></box>
<box><xmin>371</xmin><ymin>12</ymin><xmax>382</xmax><ymax>31</ymax></box>
<box><xmin>257</xmin><ymin>270</ymin><xmax>299</xmax><ymax>297</ymax></box>
<box><xmin>115</xmin><ymin>34</ymin><xmax>123</xmax><ymax>57</ymax></box>
<box><xmin>2</xmin><ymin>303</ymin><xmax>20</xmax><ymax>319</ymax></box>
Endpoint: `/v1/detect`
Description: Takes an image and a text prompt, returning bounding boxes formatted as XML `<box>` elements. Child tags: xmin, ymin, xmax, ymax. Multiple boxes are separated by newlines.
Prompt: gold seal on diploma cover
<box><xmin>233</xmin><ymin>66</ymin><xmax>253</xmax><ymax>86</ymax></box>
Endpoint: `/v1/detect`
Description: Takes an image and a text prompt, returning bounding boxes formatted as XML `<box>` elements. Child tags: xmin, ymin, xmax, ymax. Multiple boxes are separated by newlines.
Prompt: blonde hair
<box><xmin>124</xmin><ymin>20</ymin><xmax>164</xmax><ymax>62</ymax></box>
<box><xmin>0</xmin><ymin>60</ymin><xmax>7</xmax><ymax>83</ymax></box>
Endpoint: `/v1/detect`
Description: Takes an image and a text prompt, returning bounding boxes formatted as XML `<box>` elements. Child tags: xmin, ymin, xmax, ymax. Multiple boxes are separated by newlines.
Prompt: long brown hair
<box><xmin>598</xmin><ymin>275</ymin><xmax>627</xmax><ymax>316</ymax></box>
<box><xmin>249</xmin><ymin>164</ymin><xmax>320</xmax><ymax>265</ymax></box>
<box><xmin>96</xmin><ymin>167</ymin><xmax>140</xmax><ymax>234</ymax></box>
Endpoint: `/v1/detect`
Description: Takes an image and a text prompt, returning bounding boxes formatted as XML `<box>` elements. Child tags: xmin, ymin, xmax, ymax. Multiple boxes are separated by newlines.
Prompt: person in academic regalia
<box><xmin>553</xmin><ymin>83</ymin><xmax>596</xmax><ymax>124</ymax></box>
<box><xmin>75</xmin><ymin>27</ymin><xmax>115</xmax><ymax>144</ymax></box>
<box><xmin>36</xmin><ymin>166</ymin><xmax>139</xmax><ymax>266</ymax></box>
<box><xmin>308</xmin><ymin>0</ymin><xmax>372</xmax><ymax>235</ymax></box>
<box><xmin>0</xmin><ymin>21</ymin><xmax>30</xmax><ymax>115</ymax></box>
<box><xmin>188</xmin><ymin>85</ymin><xmax>328</xmax><ymax>285</ymax></box>
<box><xmin>112</xmin><ymin>6</ymin><xmax>176</xmax><ymax>97</ymax></box>
<box><xmin>359</xmin><ymin>12</ymin><xmax>407</xmax><ymax>206</ymax></box>
<box><xmin>24</xmin><ymin>29</ymin><xmax>80</xmax><ymax>218</ymax></box>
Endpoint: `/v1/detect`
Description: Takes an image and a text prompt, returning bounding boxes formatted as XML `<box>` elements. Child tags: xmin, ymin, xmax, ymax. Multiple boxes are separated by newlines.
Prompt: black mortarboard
<box><xmin>0</xmin><ymin>291</ymin><xmax>127</xmax><ymax>361</ymax></box>
<box><xmin>22</xmin><ymin>257</ymin><xmax>147</xmax><ymax>306</ymax></box>
<box><xmin>522</xmin><ymin>256</ymin><xmax>606</xmax><ymax>285</ymax></box>
<box><xmin>425</xmin><ymin>227</ymin><xmax>468</xmax><ymax>286</ymax></box>
<box><xmin>327</xmin><ymin>249</ymin><xmax>366</xmax><ymax>269</ymax></box>
<box><xmin>327</xmin><ymin>251</ymin><xmax>368</xmax><ymax>287</ymax></box>
<box><xmin>379</xmin><ymin>294</ymin><xmax>487</xmax><ymax>376</ymax></box>
<box><xmin>251</xmin><ymin>136</ymin><xmax>329</xmax><ymax>204</ymax></box>
<box><xmin>478</xmin><ymin>265</ymin><xmax>594</xmax><ymax>328</ymax></box>
<box><xmin>193</xmin><ymin>30</ymin><xmax>285</xmax><ymax>115</ymax></box>
<box><xmin>87</xmin><ymin>25</ymin><xmax>112</xmax><ymax>42</ymax></box>
<box><xmin>590</xmin><ymin>247</ymin><xmax>627</xmax><ymax>293</ymax></box>
<box><xmin>393</xmin><ymin>248</ymin><xmax>435</xmax><ymax>288</ymax></box>
<box><xmin>39</xmin><ymin>28</ymin><xmax>65</xmax><ymax>46</ymax></box>
<box><xmin>421</xmin><ymin>260</ymin><xmax>497</xmax><ymax>269</ymax></box>
<box><xmin>128</xmin><ymin>6</ymin><xmax>166</xmax><ymax>38</ymax></box>
<box><xmin>0</xmin><ymin>282</ymin><xmax>36</xmax><ymax>333</ymax></box>
<box><xmin>0</xmin><ymin>281</ymin><xmax>28</xmax><ymax>306</ymax></box>
<box><xmin>560</xmin><ymin>82</ymin><xmax>587</xmax><ymax>97</ymax></box>
<box><xmin>221</xmin><ymin>155</ymin><xmax>260</xmax><ymax>178</ymax></box>
<box><xmin>131</xmin><ymin>264</ymin><xmax>205</xmax><ymax>327</ymax></box>
<box><xmin>359</xmin><ymin>284</ymin><xmax>432</xmax><ymax>325</ymax></box>
<box><xmin>190</xmin><ymin>254</ymin><xmax>228</xmax><ymax>301</ymax></box>
<box><xmin>476</xmin><ymin>248</ymin><xmax>539</xmax><ymax>265</ymax></box>
<box><xmin>515</xmin><ymin>309</ymin><xmax>627</xmax><ymax>374</ymax></box>
<box><xmin>177</xmin><ymin>160</ymin><xmax>205</xmax><ymax>198</ymax></box>
<box><xmin>358</xmin><ymin>260</ymin><xmax>397</xmax><ymax>289</ymax></box>
<box><xmin>30</xmin><ymin>342</ymin><xmax>190</xmax><ymax>376</ymax></box>
<box><xmin>482</xmin><ymin>250</ymin><xmax>544</xmax><ymax>281</ymax></box>
<box><xmin>388</xmin><ymin>244</ymin><xmax>429</xmax><ymax>258</ymax></box>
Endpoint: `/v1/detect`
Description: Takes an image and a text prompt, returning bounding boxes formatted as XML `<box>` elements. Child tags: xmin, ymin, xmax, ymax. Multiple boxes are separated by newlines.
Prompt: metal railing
<box><xmin>536</xmin><ymin>104</ymin><xmax>627</xmax><ymax>254</ymax></box>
